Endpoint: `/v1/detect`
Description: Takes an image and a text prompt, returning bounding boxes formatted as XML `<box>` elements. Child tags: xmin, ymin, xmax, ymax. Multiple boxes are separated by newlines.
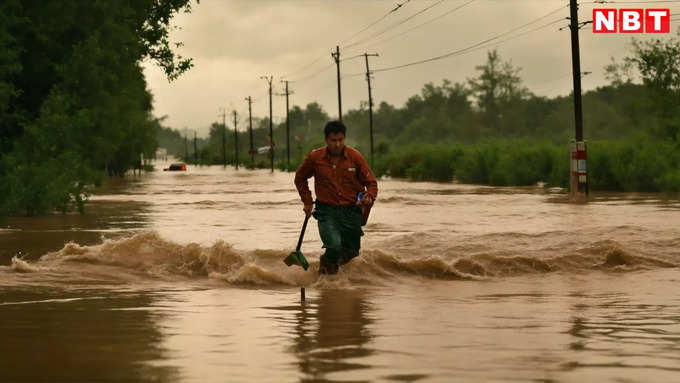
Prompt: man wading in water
<box><xmin>295</xmin><ymin>121</ymin><xmax>378</xmax><ymax>275</ymax></box>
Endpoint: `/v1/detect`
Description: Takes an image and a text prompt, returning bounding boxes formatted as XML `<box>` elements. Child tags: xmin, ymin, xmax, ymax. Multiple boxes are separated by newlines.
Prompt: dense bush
<box><xmin>367</xmin><ymin>140</ymin><xmax>679</xmax><ymax>193</ymax></box>
<box><xmin>589</xmin><ymin>139</ymin><xmax>680</xmax><ymax>192</ymax></box>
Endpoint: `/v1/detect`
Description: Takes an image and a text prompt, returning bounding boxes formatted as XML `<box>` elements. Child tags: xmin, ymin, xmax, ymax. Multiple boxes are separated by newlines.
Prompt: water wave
<box><xmin>1</xmin><ymin>232</ymin><xmax>676</xmax><ymax>287</ymax></box>
<box><xmin>9</xmin><ymin>256</ymin><xmax>42</xmax><ymax>273</ymax></box>
<box><xmin>376</xmin><ymin>196</ymin><xmax>428</xmax><ymax>205</ymax></box>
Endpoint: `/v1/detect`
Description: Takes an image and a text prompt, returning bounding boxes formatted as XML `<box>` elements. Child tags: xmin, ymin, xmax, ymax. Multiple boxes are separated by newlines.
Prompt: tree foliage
<box><xmin>0</xmin><ymin>0</ymin><xmax>197</xmax><ymax>216</ymax></box>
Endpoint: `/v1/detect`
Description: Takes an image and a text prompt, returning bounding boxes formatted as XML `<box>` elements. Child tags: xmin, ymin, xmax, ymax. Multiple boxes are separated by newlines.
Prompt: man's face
<box><xmin>325</xmin><ymin>132</ymin><xmax>345</xmax><ymax>156</ymax></box>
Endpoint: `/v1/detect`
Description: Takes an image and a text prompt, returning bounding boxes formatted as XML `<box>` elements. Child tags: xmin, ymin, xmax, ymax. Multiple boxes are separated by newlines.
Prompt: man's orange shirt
<box><xmin>295</xmin><ymin>146</ymin><xmax>378</xmax><ymax>206</ymax></box>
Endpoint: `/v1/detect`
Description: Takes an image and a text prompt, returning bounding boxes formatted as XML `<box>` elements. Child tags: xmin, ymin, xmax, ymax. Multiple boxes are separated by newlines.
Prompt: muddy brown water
<box><xmin>1</xmin><ymin>163</ymin><xmax>679</xmax><ymax>382</ymax></box>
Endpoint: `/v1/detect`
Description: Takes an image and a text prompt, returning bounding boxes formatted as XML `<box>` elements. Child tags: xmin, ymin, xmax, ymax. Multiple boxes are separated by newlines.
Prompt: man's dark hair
<box><xmin>324</xmin><ymin>120</ymin><xmax>346</xmax><ymax>138</ymax></box>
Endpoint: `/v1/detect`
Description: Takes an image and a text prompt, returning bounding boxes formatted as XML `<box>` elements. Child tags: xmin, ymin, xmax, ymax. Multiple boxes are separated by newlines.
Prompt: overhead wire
<box><xmin>344</xmin><ymin>15</ymin><xmax>564</xmax><ymax>79</ymax></box>
<box><xmin>340</xmin><ymin>53</ymin><xmax>372</xmax><ymax>63</ymax></box>
<box><xmin>328</xmin><ymin>5</ymin><xmax>572</xmax><ymax>80</ymax></box>
<box><xmin>528</xmin><ymin>72</ymin><xmax>575</xmax><ymax>94</ymax></box>
<box><xmin>373</xmin><ymin>5</ymin><xmax>569</xmax><ymax>74</ymax></box>
<box><xmin>340</xmin><ymin>0</ymin><xmax>413</xmax><ymax>46</ymax></box>
<box><xmin>250</xmin><ymin>89</ymin><xmax>270</xmax><ymax>103</ymax></box>
<box><xmin>294</xmin><ymin>74</ymin><xmax>340</xmax><ymax>107</ymax></box>
<box><xmin>343</xmin><ymin>0</ymin><xmax>450</xmax><ymax>50</ymax></box>
<box><xmin>348</xmin><ymin>0</ymin><xmax>477</xmax><ymax>54</ymax></box>
<box><xmin>533</xmin><ymin>70</ymin><xmax>598</xmax><ymax>96</ymax></box>
<box><xmin>287</xmin><ymin>63</ymin><xmax>335</xmax><ymax>84</ymax></box>
<box><xmin>282</xmin><ymin>0</ymin><xmax>412</xmax><ymax>80</ymax></box>
<box><xmin>273</xmin><ymin>1</ymin><xmax>679</xmax><ymax>117</ymax></box>
<box><xmin>282</xmin><ymin>54</ymin><xmax>327</xmax><ymax>79</ymax></box>
<box><xmin>582</xmin><ymin>0</ymin><xmax>680</xmax><ymax>4</ymax></box>
<box><xmin>426</xmin><ymin>17</ymin><xmax>566</xmax><ymax>67</ymax></box>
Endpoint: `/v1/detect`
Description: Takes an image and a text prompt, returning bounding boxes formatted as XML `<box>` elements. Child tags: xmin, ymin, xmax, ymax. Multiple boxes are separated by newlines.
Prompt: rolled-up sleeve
<box><xmin>294</xmin><ymin>154</ymin><xmax>315</xmax><ymax>205</ymax></box>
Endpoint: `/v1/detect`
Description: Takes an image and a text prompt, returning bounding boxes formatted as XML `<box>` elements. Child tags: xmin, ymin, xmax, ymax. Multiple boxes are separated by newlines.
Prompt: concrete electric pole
<box><xmin>363</xmin><ymin>53</ymin><xmax>379</xmax><ymax>168</ymax></box>
<box><xmin>260</xmin><ymin>75</ymin><xmax>274</xmax><ymax>172</ymax></box>
<box><xmin>332</xmin><ymin>46</ymin><xmax>343</xmax><ymax>121</ymax></box>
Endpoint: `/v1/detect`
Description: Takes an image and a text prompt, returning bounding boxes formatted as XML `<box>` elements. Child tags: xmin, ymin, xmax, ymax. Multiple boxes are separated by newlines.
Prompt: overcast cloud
<box><xmin>142</xmin><ymin>0</ymin><xmax>680</xmax><ymax>137</ymax></box>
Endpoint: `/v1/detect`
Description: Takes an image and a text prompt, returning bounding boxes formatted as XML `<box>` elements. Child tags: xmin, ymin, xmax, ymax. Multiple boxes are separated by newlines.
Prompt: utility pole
<box><xmin>219</xmin><ymin>108</ymin><xmax>227</xmax><ymax>168</ymax></box>
<box><xmin>232</xmin><ymin>110</ymin><xmax>239</xmax><ymax>170</ymax></box>
<box><xmin>183</xmin><ymin>127</ymin><xmax>188</xmax><ymax>163</ymax></box>
<box><xmin>569</xmin><ymin>0</ymin><xmax>583</xmax><ymax>142</ymax></box>
<box><xmin>246</xmin><ymin>96</ymin><xmax>254</xmax><ymax>163</ymax></box>
<box><xmin>332</xmin><ymin>45</ymin><xmax>342</xmax><ymax>121</ymax></box>
<box><xmin>364</xmin><ymin>53</ymin><xmax>379</xmax><ymax>168</ymax></box>
<box><xmin>568</xmin><ymin>0</ymin><xmax>588</xmax><ymax>197</ymax></box>
<box><xmin>260</xmin><ymin>75</ymin><xmax>274</xmax><ymax>172</ymax></box>
<box><xmin>279</xmin><ymin>80</ymin><xmax>293</xmax><ymax>170</ymax></box>
<box><xmin>193</xmin><ymin>131</ymin><xmax>198</xmax><ymax>165</ymax></box>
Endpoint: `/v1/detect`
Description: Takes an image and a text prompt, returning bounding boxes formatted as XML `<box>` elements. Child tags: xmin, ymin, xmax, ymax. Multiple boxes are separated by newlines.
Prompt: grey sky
<box><xmin>142</xmin><ymin>0</ymin><xmax>680</xmax><ymax>137</ymax></box>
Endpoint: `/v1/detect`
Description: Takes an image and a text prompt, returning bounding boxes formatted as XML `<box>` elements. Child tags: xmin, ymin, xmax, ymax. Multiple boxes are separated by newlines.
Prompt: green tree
<box><xmin>468</xmin><ymin>50</ymin><xmax>530</xmax><ymax>134</ymax></box>
<box><xmin>1</xmin><ymin>0</ymin><xmax>198</xmax><ymax>216</ymax></box>
<box><xmin>625</xmin><ymin>30</ymin><xmax>680</xmax><ymax>140</ymax></box>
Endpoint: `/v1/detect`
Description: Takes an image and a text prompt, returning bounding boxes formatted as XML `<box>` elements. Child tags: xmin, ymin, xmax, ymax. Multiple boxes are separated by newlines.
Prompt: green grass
<box><xmin>373</xmin><ymin>140</ymin><xmax>679</xmax><ymax>192</ymax></box>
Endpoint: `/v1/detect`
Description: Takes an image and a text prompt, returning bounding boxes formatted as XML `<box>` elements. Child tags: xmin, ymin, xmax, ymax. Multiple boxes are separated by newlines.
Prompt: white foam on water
<box><xmin>1</xmin><ymin>230</ymin><xmax>675</xmax><ymax>289</ymax></box>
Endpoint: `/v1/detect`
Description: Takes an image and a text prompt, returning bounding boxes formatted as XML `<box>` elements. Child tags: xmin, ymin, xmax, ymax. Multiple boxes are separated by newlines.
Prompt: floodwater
<box><xmin>1</xmin><ymin>162</ymin><xmax>679</xmax><ymax>382</ymax></box>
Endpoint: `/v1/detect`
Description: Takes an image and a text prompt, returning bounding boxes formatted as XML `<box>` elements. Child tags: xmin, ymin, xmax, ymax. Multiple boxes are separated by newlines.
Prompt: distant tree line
<box><xmin>170</xmin><ymin>32</ymin><xmax>679</xmax><ymax>192</ymax></box>
<box><xmin>0</xmin><ymin>0</ymin><xmax>197</xmax><ymax>216</ymax></box>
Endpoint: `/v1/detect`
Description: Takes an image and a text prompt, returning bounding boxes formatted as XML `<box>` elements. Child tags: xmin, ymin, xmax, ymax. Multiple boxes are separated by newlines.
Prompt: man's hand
<box><xmin>303</xmin><ymin>203</ymin><xmax>313</xmax><ymax>217</ymax></box>
<box><xmin>358</xmin><ymin>193</ymin><xmax>373</xmax><ymax>206</ymax></box>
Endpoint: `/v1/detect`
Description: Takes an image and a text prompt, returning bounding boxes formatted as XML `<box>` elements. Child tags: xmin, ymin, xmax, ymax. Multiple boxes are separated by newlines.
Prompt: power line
<box><xmin>251</xmin><ymin>89</ymin><xmax>269</xmax><ymax>103</ymax></box>
<box><xmin>528</xmin><ymin>72</ymin><xmax>582</xmax><ymax>94</ymax></box>
<box><xmin>373</xmin><ymin>6</ymin><xmax>568</xmax><ymax>74</ymax></box>
<box><xmin>583</xmin><ymin>0</ymin><xmax>680</xmax><ymax>4</ymax></box>
<box><xmin>288</xmin><ymin>65</ymin><xmax>355</xmax><ymax>95</ymax></box>
<box><xmin>343</xmin><ymin>0</ymin><xmax>450</xmax><ymax>50</ymax></box>
<box><xmin>282</xmin><ymin>54</ymin><xmax>327</xmax><ymax>79</ymax></box>
<box><xmin>340</xmin><ymin>53</ymin><xmax>371</xmax><ymax>63</ymax></box>
<box><xmin>288</xmin><ymin>63</ymin><xmax>334</xmax><ymax>84</ymax></box>
<box><xmin>282</xmin><ymin>0</ymin><xmax>412</xmax><ymax>80</ymax></box>
<box><xmin>343</xmin><ymin>71</ymin><xmax>369</xmax><ymax>78</ymax></box>
<box><xmin>454</xmin><ymin>17</ymin><xmax>567</xmax><ymax>64</ymax></box>
<box><xmin>349</xmin><ymin>0</ymin><xmax>477</xmax><ymax>53</ymax></box>
<box><xmin>341</xmin><ymin>0</ymin><xmax>413</xmax><ymax>46</ymax></box>
<box><xmin>342</xmin><ymin>15</ymin><xmax>566</xmax><ymax>78</ymax></box>
<box><xmin>281</xmin><ymin>0</ymin><xmax>545</xmax><ymax>84</ymax></box>
<box><xmin>287</xmin><ymin>74</ymin><xmax>340</xmax><ymax>111</ymax></box>
<box><xmin>269</xmin><ymin>1</ymin><xmax>678</xmax><ymax>113</ymax></box>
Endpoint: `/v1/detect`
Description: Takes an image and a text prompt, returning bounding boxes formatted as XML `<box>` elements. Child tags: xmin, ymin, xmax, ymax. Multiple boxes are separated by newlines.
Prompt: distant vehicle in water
<box><xmin>164</xmin><ymin>163</ymin><xmax>186</xmax><ymax>171</ymax></box>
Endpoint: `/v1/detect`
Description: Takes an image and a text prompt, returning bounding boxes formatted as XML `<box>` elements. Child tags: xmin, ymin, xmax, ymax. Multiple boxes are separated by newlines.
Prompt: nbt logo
<box><xmin>593</xmin><ymin>9</ymin><xmax>670</xmax><ymax>33</ymax></box>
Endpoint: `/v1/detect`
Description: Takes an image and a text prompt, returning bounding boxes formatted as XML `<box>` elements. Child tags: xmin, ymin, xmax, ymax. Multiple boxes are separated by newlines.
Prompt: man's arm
<box><xmin>294</xmin><ymin>154</ymin><xmax>315</xmax><ymax>214</ymax></box>
<box><xmin>357</xmin><ymin>153</ymin><xmax>378</xmax><ymax>203</ymax></box>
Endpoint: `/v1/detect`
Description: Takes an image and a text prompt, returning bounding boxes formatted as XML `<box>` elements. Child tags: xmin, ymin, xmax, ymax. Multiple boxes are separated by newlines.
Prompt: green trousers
<box><xmin>313</xmin><ymin>201</ymin><xmax>364</xmax><ymax>266</ymax></box>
